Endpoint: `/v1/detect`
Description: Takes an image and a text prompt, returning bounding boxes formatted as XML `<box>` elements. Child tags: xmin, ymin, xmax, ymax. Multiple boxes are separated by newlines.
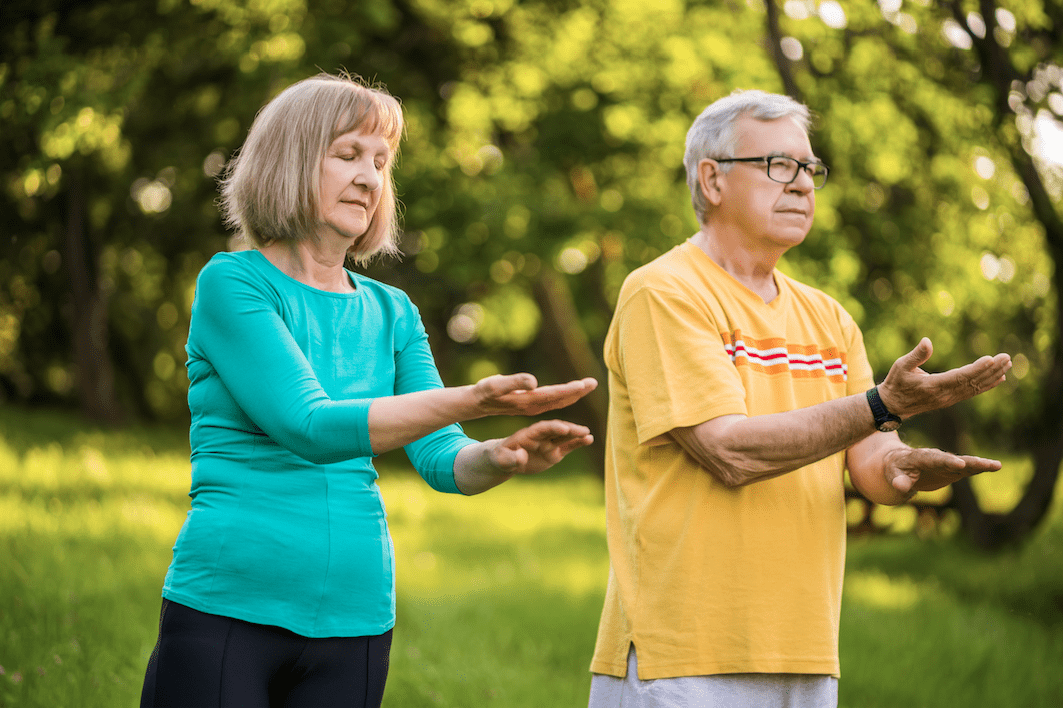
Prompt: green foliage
<box><xmin>1</xmin><ymin>409</ymin><xmax>1062</xmax><ymax>706</ymax></box>
<box><xmin>1</xmin><ymin>0</ymin><xmax>1061</xmax><ymax>448</ymax></box>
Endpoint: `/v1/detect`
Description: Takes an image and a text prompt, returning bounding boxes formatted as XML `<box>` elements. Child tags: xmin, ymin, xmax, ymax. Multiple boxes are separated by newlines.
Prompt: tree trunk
<box><xmin>65</xmin><ymin>168</ymin><xmax>123</xmax><ymax>424</ymax></box>
<box><xmin>763</xmin><ymin>0</ymin><xmax>802</xmax><ymax>102</ymax></box>
<box><xmin>532</xmin><ymin>268</ymin><xmax>608</xmax><ymax>477</ymax></box>
<box><xmin>951</xmin><ymin>252</ymin><xmax>1063</xmax><ymax>549</ymax></box>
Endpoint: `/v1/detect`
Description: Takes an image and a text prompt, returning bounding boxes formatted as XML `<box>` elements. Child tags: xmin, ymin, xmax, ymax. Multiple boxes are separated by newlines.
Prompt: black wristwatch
<box><xmin>866</xmin><ymin>386</ymin><xmax>902</xmax><ymax>432</ymax></box>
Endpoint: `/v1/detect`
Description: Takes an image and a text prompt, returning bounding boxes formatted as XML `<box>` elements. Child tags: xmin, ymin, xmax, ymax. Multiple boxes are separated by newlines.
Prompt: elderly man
<box><xmin>587</xmin><ymin>89</ymin><xmax>1012</xmax><ymax>707</ymax></box>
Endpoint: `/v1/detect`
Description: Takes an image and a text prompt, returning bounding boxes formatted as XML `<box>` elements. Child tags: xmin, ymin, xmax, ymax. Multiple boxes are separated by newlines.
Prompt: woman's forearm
<box><xmin>367</xmin><ymin>375</ymin><xmax>597</xmax><ymax>456</ymax></box>
<box><xmin>366</xmin><ymin>386</ymin><xmax>479</xmax><ymax>455</ymax></box>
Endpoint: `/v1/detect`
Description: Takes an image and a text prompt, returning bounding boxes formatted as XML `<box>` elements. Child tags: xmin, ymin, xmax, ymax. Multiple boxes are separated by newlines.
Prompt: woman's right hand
<box><xmin>469</xmin><ymin>374</ymin><xmax>598</xmax><ymax>418</ymax></box>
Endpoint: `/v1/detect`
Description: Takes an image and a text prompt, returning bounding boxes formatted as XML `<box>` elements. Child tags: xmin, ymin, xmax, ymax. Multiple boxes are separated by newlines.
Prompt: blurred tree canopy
<box><xmin>1</xmin><ymin>0</ymin><xmax>1061</xmax><ymax>547</ymax></box>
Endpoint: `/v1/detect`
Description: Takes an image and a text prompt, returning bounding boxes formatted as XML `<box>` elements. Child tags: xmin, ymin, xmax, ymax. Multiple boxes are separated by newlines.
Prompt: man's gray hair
<box><xmin>683</xmin><ymin>89</ymin><xmax>811</xmax><ymax>223</ymax></box>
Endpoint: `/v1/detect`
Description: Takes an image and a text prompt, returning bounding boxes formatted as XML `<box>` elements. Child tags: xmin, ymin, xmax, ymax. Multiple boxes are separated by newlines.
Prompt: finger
<box><xmin>913</xmin><ymin>448</ymin><xmax>967</xmax><ymax>469</ymax></box>
<box><xmin>925</xmin><ymin>354</ymin><xmax>1012</xmax><ymax>403</ymax></box>
<box><xmin>504</xmin><ymin>423</ymin><xmax>585</xmax><ymax>458</ymax></box>
<box><xmin>965</xmin><ymin>355</ymin><xmax>1012</xmax><ymax>386</ymax></box>
<box><xmin>556</xmin><ymin>434</ymin><xmax>594</xmax><ymax>455</ymax></box>
<box><xmin>512</xmin><ymin>384</ymin><xmax>594</xmax><ymax>414</ymax></box>
<box><xmin>948</xmin><ymin>359</ymin><xmax>1011</xmax><ymax>397</ymax></box>
<box><xmin>507</xmin><ymin>382</ymin><xmax>578</xmax><ymax>404</ymax></box>
<box><xmin>974</xmin><ymin>355</ymin><xmax>1012</xmax><ymax>389</ymax></box>
<box><xmin>526</xmin><ymin>420</ymin><xmax>586</xmax><ymax>439</ymax></box>
<box><xmin>533</xmin><ymin>381</ymin><xmax>590</xmax><ymax>399</ymax></box>
<box><xmin>899</xmin><ymin>338</ymin><xmax>933</xmax><ymax>371</ymax></box>
<box><xmin>956</xmin><ymin>455</ymin><xmax>1002</xmax><ymax>473</ymax></box>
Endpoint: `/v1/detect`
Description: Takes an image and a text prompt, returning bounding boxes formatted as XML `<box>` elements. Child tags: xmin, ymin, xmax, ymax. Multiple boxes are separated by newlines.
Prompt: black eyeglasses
<box><xmin>715</xmin><ymin>156</ymin><xmax>830</xmax><ymax>189</ymax></box>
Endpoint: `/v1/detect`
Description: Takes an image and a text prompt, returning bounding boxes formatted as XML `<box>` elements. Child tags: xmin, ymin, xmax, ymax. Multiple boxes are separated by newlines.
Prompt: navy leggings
<box><xmin>140</xmin><ymin>600</ymin><xmax>392</xmax><ymax>708</ymax></box>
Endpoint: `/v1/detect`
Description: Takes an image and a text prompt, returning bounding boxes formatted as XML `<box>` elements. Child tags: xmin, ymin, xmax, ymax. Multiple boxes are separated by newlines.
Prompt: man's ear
<box><xmin>697</xmin><ymin>158</ymin><xmax>723</xmax><ymax>206</ymax></box>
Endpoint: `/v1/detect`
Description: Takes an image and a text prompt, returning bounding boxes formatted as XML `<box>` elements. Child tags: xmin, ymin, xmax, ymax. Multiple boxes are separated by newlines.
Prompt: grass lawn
<box><xmin>1</xmin><ymin>407</ymin><xmax>1061</xmax><ymax>707</ymax></box>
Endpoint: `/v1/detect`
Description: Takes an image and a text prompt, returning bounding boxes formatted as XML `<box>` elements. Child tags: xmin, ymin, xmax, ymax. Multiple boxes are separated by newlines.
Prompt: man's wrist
<box><xmin>867</xmin><ymin>386</ymin><xmax>902</xmax><ymax>432</ymax></box>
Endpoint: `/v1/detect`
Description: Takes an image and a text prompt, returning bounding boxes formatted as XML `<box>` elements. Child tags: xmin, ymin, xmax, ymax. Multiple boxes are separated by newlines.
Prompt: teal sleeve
<box><xmin>394</xmin><ymin>307</ymin><xmax>474</xmax><ymax>495</ymax></box>
<box><xmin>191</xmin><ymin>259</ymin><xmax>374</xmax><ymax>465</ymax></box>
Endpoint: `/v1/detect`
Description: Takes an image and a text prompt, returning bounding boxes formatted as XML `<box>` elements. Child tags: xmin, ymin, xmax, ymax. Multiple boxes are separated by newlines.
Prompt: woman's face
<box><xmin>316</xmin><ymin>127</ymin><xmax>392</xmax><ymax>243</ymax></box>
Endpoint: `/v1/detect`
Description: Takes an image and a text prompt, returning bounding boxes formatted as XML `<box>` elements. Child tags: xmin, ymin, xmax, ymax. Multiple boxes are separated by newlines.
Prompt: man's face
<box><xmin>714</xmin><ymin>114</ymin><xmax>817</xmax><ymax>251</ymax></box>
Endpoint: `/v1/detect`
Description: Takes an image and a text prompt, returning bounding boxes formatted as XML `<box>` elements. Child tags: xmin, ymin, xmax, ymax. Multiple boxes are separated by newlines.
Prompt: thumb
<box><xmin>901</xmin><ymin>338</ymin><xmax>933</xmax><ymax>371</ymax></box>
<box><xmin>890</xmin><ymin>471</ymin><xmax>914</xmax><ymax>493</ymax></box>
<box><xmin>479</xmin><ymin>372</ymin><xmax>537</xmax><ymax>397</ymax></box>
<box><xmin>492</xmin><ymin>440</ymin><xmax>528</xmax><ymax>472</ymax></box>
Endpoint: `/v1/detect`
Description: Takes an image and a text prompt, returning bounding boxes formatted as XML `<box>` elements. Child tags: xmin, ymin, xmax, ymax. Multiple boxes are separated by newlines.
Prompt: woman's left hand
<box><xmin>453</xmin><ymin>420</ymin><xmax>594</xmax><ymax>494</ymax></box>
<box><xmin>488</xmin><ymin>420</ymin><xmax>594</xmax><ymax>476</ymax></box>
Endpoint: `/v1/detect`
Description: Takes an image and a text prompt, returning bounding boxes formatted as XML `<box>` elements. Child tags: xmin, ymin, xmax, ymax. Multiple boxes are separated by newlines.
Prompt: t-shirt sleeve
<box><xmin>394</xmin><ymin>305</ymin><xmax>471</xmax><ymax>495</ymax></box>
<box><xmin>612</xmin><ymin>284</ymin><xmax>748</xmax><ymax>445</ymax></box>
<box><xmin>842</xmin><ymin>310</ymin><xmax>874</xmax><ymax>395</ymax></box>
<box><xmin>189</xmin><ymin>257</ymin><xmax>374</xmax><ymax>464</ymax></box>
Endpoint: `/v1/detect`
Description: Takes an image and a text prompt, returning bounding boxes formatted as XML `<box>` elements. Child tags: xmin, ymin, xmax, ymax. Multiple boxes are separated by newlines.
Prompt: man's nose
<box><xmin>788</xmin><ymin>167</ymin><xmax>815</xmax><ymax>193</ymax></box>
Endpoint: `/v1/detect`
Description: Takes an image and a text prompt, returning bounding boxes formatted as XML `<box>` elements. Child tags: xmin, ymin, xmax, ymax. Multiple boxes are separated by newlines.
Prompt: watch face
<box><xmin>877</xmin><ymin>419</ymin><xmax>902</xmax><ymax>432</ymax></box>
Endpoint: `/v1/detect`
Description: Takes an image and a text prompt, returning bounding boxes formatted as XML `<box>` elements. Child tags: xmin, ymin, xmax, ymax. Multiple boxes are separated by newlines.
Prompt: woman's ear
<box><xmin>697</xmin><ymin>158</ymin><xmax>723</xmax><ymax>207</ymax></box>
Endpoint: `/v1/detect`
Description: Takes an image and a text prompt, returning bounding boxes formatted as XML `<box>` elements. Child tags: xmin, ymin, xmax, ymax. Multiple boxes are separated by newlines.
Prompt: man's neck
<box><xmin>690</xmin><ymin>226</ymin><xmax>783</xmax><ymax>304</ymax></box>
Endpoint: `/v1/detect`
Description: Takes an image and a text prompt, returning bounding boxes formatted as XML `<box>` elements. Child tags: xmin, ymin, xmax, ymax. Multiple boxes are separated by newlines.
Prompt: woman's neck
<box><xmin>259</xmin><ymin>239</ymin><xmax>355</xmax><ymax>293</ymax></box>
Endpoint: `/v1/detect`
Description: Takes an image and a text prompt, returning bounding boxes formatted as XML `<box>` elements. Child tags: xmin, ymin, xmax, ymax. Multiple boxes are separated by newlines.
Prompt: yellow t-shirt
<box><xmin>590</xmin><ymin>241</ymin><xmax>874</xmax><ymax>680</ymax></box>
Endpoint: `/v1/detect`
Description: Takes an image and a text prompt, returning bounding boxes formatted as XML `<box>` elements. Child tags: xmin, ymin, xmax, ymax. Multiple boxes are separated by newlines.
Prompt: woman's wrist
<box><xmin>453</xmin><ymin>439</ymin><xmax>515</xmax><ymax>495</ymax></box>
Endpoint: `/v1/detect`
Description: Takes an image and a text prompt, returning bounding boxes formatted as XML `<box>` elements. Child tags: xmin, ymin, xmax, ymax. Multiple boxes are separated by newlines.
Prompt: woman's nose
<box><xmin>354</xmin><ymin>159</ymin><xmax>381</xmax><ymax>191</ymax></box>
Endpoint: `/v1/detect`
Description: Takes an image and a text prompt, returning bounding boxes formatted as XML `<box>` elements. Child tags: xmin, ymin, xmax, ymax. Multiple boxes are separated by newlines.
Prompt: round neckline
<box><xmin>247</xmin><ymin>249</ymin><xmax>361</xmax><ymax>298</ymax></box>
<box><xmin>682</xmin><ymin>241</ymin><xmax>787</xmax><ymax>309</ymax></box>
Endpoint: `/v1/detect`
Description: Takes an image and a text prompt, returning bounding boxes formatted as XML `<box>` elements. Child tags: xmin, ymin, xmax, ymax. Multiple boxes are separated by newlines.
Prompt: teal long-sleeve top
<box><xmin>162</xmin><ymin>250</ymin><xmax>473</xmax><ymax>638</ymax></box>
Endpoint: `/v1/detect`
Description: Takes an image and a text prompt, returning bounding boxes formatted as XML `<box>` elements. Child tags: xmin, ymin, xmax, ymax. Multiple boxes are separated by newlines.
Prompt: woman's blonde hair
<box><xmin>220</xmin><ymin>72</ymin><xmax>404</xmax><ymax>265</ymax></box>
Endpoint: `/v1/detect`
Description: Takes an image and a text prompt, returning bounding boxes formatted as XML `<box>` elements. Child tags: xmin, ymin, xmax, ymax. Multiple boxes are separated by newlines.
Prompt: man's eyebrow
<box><xmin>765</xmin><ymin>150</ymin><xmax>822</xmax><ymax>162</ymax></box>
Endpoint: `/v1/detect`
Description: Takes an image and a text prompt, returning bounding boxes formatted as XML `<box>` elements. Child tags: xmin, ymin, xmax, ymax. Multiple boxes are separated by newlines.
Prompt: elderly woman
<box><xmin>140</xmin><ymin>73</ymin><xmax>596</xmax><ymax>708</ymax></box>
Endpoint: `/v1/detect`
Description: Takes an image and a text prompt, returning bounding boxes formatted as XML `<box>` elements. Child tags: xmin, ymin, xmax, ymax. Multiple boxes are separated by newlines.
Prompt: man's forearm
<box><xmin>672</xmin><ymin>392</ymin><xmax>877</xmax><ymax>487</ymax></box>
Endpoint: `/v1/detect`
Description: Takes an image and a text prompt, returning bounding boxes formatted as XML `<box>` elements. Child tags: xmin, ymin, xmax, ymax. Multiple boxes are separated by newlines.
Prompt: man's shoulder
<box><xmin>620</xmin><ymin>244</ymin><xmax>700</xmax><ymax>297</ymax></box>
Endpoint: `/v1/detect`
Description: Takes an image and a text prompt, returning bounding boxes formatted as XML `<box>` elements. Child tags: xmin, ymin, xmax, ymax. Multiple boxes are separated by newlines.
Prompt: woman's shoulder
<box><xmin>199</xmin><ymin>249</ymin><xmax>260</xmax><ymax>276</ymax></box>
<box><xmin>196</xmin><ymin>250</ymin><xmax>268</xmax><ymax>292</ymax></box>
<box><xmin>349</xmin><ymin>271</ymin><xmax>418</xmax><ymax>310</ymax></box>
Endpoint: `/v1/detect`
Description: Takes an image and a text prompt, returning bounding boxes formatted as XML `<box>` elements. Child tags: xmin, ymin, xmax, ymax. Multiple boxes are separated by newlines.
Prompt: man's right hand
<box><xmin>883</xmin><ymin>446</ymin><xmax>1002</xmax><ymax>494</ymax></box>
<box><xmin>877</xmin><ymin>338</ymin><xmax>1011</xmax><ymax>420</ymax></box>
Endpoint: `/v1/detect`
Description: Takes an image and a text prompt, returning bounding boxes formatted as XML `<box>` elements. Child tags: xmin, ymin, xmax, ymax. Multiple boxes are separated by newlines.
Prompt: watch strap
<box><xmin>866</xmin><ymin>386</ymin><xmax>902</xmax><ymax>432</ymax></box>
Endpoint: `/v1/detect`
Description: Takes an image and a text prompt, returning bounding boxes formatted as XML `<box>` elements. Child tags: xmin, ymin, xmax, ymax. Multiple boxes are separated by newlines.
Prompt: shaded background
<box><xmin>1</xmin><ymin>0</ymin><xmax>1062</xmax><ymax>542</ymax></box>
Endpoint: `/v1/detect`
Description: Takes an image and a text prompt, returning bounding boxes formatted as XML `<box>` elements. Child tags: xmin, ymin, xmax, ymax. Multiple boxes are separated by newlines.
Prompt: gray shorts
<box><xmin>588</xmin><ymin>646</ymin><xmax>838</xmax><ymax>708</ymax></box>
